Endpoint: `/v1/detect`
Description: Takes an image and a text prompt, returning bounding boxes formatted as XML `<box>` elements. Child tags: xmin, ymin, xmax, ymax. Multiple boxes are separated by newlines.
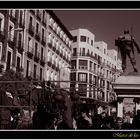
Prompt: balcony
<box><xmin>56</xmin><ymin>50</ymin><xmax>60</xmax><ymax>55</ymax></box>
<box><xmin>34</xmin><ymin>52</ymin><xmax>40</xmax><ymax>63</ymax></box>
<box><xmin>51</xmin><ymin>63</ymin><xmax>56</xmax><ymax>70</ymax></box>
<box><xmin>40</xmin><ymin>56</ymin><xmax>45</xmax><ymax>66</ymax></box>
<box><xmin>27</xmin><ymin>48</ymin><xmax>34</xmax><ymax>59</ymax></box>
<box><xmin>60</xmin><ymin>52</ymin><xmax>63</xmax><ymax>58</ymax></box>
<box><xmin>52</xmin><ymin>46</ymin><xmax>56</xmax><ymax>52</ymax></box>
<box><xmin>28</xmin><ymin>24</ymin><xmax>34</xmax><ymax>36</ymax></box>
<box><xmin>35</xmin><ymin>32</ymin><xmax>41</xmax><ymax>41</ymax></box>
<box><xmin>17</xmin><ymin>40</ymin><xmax>24</xmax><ymax>54</ymax></box>
<box><xmin>79</xmin><ymin>66</ymin><xmax>88</xmax><ymax>70</ymax></box>
<box><xmin>55</xmin><ymin>66</ymin><xmax>59</xmax><ymax>72</ymax></box>
<box><xmin>8</xmin><ymin>34</ymin><xmax>16</xmax><ymax>49</ymax></box>
<box><xmin>0</xmin><ymin>30</ymin><xmax>5</xmax><ymax>42</ymax></box>
<box><xmin>41</xmin><ymin>38</ymin><xmax>46</xmax><ymax>46</ymax></box>
<box><xmin>47</xmin><ymin>61</ymin><xmax>52</xmax><ymax>67</ymax></box>
<box><xmin>48</xmin><ymin>43</ymin><xmax>53</xmax><ymax>49</ymax></box>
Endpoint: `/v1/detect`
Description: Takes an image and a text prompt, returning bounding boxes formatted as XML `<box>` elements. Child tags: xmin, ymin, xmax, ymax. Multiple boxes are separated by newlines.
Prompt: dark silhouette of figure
<box><xmin>132</xmin><ymin>109</ymin><xmax>140</xmax><ymax>129</ymax></box>
<box><xmin>32</xmin><ymin>104</ymin><xmax>48</xmax><ymax>129</ymax></box>
<box><xmin>101</xmin><ymin>116</ymin><xmax>115</xmax><ymax>129</ymax></box>
<box><xmin>115</xmin><ymin>29</ymin><xmax>140</xmax><ymax>73</ymax></box>
<box><xmin>76</xmin><ymin>109</ymin><xmax>92</xmax><ymax>129</ymax></box>
<box><xmin>114</xmin><ymin>117</ymin><xmax>123</xmax><ymax>129</ymax></box>
<box><xmin>92</xmin><ymin>114</ymin><xmax>103</xmax><ymax>129</ymax></box>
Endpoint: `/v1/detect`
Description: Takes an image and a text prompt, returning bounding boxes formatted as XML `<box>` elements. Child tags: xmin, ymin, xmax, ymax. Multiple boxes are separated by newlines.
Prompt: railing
<box><xmin>34</xmin><ymin>52</ymin><xmax>40</xmax><ymax>63</ymax></box>
<box><xmin>28</xmin><ymin>24</ymin><xmax>34</xmax><ymax>36</ymax></box>
<box><xmin>40</xmin><ymin>56</ymin><xmax>46</xmax><ymax>66</ymax></box>
<box><xmin>41</xmin><ymin>37</ymin><xmax>46</xmax><ymax>46</ymax></box>
<box><xmin>48</xmin><ymin>42</ymin><xmax>53</xmax><ymax>49</ymax></box>
<box><xmin>35</xmin><ymin>31</ymin><xmax>41</xmax><ymax>41</ymax></box>
<box><xmin>78</xmin><ymin>66</ymin><xmax>88</xmax><ymax>70</ymax></box>
<box><xmin>27</xmin><ymin>48</ymin><xmax>34</xmax><ymax>59</ymax></box>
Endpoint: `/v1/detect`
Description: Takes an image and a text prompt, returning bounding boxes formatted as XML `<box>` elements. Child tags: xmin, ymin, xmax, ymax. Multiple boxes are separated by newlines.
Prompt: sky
<box><xmin>54</xmin><ymin>10</ymin><xmax>140</xmax><ymax>73</ymax></box>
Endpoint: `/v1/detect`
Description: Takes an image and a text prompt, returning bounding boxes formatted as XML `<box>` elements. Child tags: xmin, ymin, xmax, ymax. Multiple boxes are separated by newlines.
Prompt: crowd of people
<box><xmin>1</xmin><ymin>102</ymin><xmax>140</xmax><ymax>130</ymax></box>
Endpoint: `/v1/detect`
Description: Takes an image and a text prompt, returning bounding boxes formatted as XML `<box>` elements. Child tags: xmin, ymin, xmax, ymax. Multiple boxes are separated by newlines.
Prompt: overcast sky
<box><xmin>54</xmin><ymin>10</ymin><xmax>140</xmax><ymax>73</ymax></box>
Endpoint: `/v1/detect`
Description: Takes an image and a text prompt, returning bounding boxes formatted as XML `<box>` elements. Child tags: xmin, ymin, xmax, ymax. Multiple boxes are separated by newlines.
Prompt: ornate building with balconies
<box><xmin>45</xmin><ymin>10</ymin><xmax>73</xmax><ymax>89</ymax></box>
<box><xmin>23</xmin><ymin>10</ymin><xmax>73</xmax><ymax>87</ymax></box>
<box><xmin>0</xmin><ymin>10</ymin><xmax>24</xmax><ymax>73</ymax></box>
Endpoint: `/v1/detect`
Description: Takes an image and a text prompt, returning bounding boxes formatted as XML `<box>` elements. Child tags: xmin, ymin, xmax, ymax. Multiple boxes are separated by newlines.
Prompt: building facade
<box><xmin>0</xmin><ymin>10</ymin><xmax>24</xmax><ymax>73</ymax></box>
<box><xmin>0</xmin><ymin>10</ymin><xmax>73</xmax><ymax>89</ymax></box>
<box><xmin>70</xmin><ymin>29</ymin><xmax>122</xmax><ymax>106</ymax></box>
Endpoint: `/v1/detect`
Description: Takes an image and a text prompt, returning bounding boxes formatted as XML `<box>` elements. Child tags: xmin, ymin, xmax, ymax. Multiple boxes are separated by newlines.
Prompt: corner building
<box><xmin>70</xmin><ymin>29</ymin><xmax>121</xmax><ymax>113</ymax></box>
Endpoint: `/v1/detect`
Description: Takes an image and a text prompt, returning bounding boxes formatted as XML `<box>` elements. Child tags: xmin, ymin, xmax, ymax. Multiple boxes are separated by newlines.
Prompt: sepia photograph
<box><xmin>0</xmin><ymin>1</ymin><xmax>140</xmax><ymax>139</ymax></box>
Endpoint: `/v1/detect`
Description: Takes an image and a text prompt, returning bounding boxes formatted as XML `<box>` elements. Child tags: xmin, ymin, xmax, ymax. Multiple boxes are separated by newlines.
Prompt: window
<box><xmin>78</xmin><ymin>84</ymin><xmax>87</xmax><ymax>96</ymax></box>
<box><xmin>73</xmin><ymin>36</ymin><xmax>77</xmax><ymax>42</ymax></box>
<box><xmin>36</xmin><ymin>22</ymin><xmax>39</xmax><ymax>34</ymax></box>
<box><xmin>115</xmin><ymin>56</ymin><xmax>117</xmax><ymax>61</ymax></box>
<box><xmin>78</xmin><ymin>73</ymin><xmax>87</xmax><ymax>82</ymax></box>
<box><xmin>79</xmin><ymin>60</ymin><xmax>88</xmax><ymax>66</ymax></box>
<box><xmin>33</xmin><ymin>64</ymin><xmax>37</xmax><ymax>78</ymax></box>
<box><xmin>40</xmin><ymin>68</ymin><xmax>42</xmax><ymax>80</ymax></box>
<box><xmin>104</xmin><ymin>49</ymin><xmax>106</xmax><ymax>54</ymax></box>
<box><xmin>91</xmin><ymin>40</ymin><xmax>93</xmax><ymax>46</ymax></box>
<box><xmin>87</xmin><ymin>37</ymin><xmax>89</xmax><ymax>43</ymax></box>
<box><xmin>18</xmin><ymin>32</ymin><xmax>22</xmax><ymax>47</ymax></box>
<box><xmin>41</xmin><ymin>47</ymin><xmax>43</xmax><ymax>60</ymax></box>
<box><xmin>80</xmin><ymin>36</ymin><xmax>86</xmax><ymax>42</ymax></box>
<box><xmin>73</xmin><ymin>48</ymin><xmax>77</xmax><ymax>56</ymax></box>
<box><xmin>82</xmin><ymin>48</ymin><xmax>85</xmax><ymax>56</ymax></box>
<box><xmin>71</xmin><ymin>60</ymin><xmax>76</xmax><ymax>68</ymax></box>
<box><xmin>27</xmin><ymin>37</ymin><xmax>31</xmax><ymax>51</ymax></box>
<box><xmin>19</xmin><ymin>10</ymin><xmax>23</xmax><ymax>24</ymax></box>
<box><xmin>42</xmin><ymin>11</ymin><xmax>45</xmax><ymax>22</ymax></box>
<box><xmin>29</xmin><ymin>16</ymin><xmax>33</xmax><ymax>26</ymax></box>
<box><xmin>26</xmin><ymin>60</ymin><xmax>29</xmax><ymax>77</ymax></box>
<box><xmin>42</xmin><ymin>28</ymin><xmax>44</xmax><ymax>40</ymax></box>
<box><xmin>89</xmin><ymin>74</ymin><xmax>92</xmax><ymax>84</ymax></box>
<box><xmin>6</xmin><ymin>51</ymin><xmax>11</xmax><ymax>70</ymax></box>
<box><xmin>70</xmin><ymin>73</ymin><xmax>76</xmax><ymax>81</ymax></box>
<box><xmin>35</xmin><ymin>42</ymin><xmax>38</xmax><ymax>56</ymax></box>
<box><xmin>16</xmin><ymin>56</ymin><xmax>20</xmax><ymax>69</ymax></box>
<box><xmin>9</xmin><ymin>25</ymin><xmax>14</xmax><ymax>41</ymax></box>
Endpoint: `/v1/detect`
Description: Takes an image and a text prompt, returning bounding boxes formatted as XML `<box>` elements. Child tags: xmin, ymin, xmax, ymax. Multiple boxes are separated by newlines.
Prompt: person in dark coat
<box><xmin>76</xmin><ymin>110</ymin><xmax>92</xmax><ymax>129</ymax></box>
<box><xmin>32</xmin><ymin>104</ymin><xmax>48</xmax><ymax>129</ymax></box>
<box><xmin>132</xmin><ymin>109</ymin><xmax>140</xmax><ymax>129</ymax></box>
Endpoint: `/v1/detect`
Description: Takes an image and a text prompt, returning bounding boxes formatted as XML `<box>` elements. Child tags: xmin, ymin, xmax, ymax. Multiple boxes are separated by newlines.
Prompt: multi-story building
<box><xmin>46</xmin><ymin>10</ymin><xmax>72</xmax><ymax>89</ymax></box>
<box><xmin>0</xmin><ymin>10</ymin><xmax>73</xmax><ymax>90</ymax></box>
<box><xmin>70</xmin><ymin>29</ymin><xmax>121</xmax><ymax>108</ymax></box>
<box><xmin>0</xmin><ymin>10</ymin><xmax>24</xmax><ymax>73</ymax></box>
